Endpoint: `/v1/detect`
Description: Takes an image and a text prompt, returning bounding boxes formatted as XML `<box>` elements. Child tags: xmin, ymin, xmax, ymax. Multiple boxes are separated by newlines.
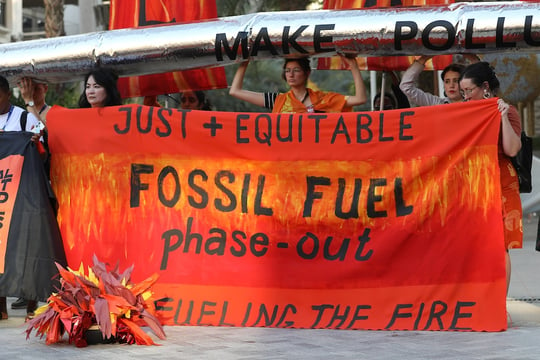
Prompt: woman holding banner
<box><xmin>229</xmin><ymin>56</ymin><xmax>367</xmax><ymax>113</ymax></box>
<box><xmin>459</xmin><ymin>61</ymin><xmax>522</xmax><ymax>293</ymax></box>
<box><xmin>78</xmin><ymin>68</ymin><xmax>122</xmax><ymax>108</ymax></box>
<box><xmin>400</xmin><ymin>55</ymin><xmax>478</xmax><ymax>106</ymax></box>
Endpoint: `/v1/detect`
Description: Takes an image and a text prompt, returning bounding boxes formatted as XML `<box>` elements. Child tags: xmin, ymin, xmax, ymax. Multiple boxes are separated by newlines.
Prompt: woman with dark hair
<box><xmin>373</xmin><ymin>92</ymin><xmax>398</xmax><ymax>111</ymax></box>
<box><xmin>78</xmin><ymin>68</ymin><xmax>122</xmax><ymax>108</ymax></box>
<box><xmin>373</xmin><ymin>71</ymin><xmax>410</xmax><ymax>111</ymax></box>
<box><xmin>229</xmin><ymin>56</ymin><xmax>366</xmax><ymax>113</ymax></box>
<box><xmin>400</xmin><ymin>55</ymin><xmax>478</xmax><ymax>106</ymax></box>
<box><xmin>460</xmin><ymin>61</ymin><xmax>522</xmax><ymax>294</ymax></box>
<box><xmin>180</xmin><ymin>90</ymin><xmax>212</xmax><ymax>110</ymax></box>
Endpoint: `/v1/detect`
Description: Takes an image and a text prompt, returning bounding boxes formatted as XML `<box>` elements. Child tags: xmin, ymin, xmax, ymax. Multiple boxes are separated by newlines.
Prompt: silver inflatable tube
<box><xmin>0</xmin><ymin>1</ymin><xmax>538</xmax><ymax>85</ymax></box>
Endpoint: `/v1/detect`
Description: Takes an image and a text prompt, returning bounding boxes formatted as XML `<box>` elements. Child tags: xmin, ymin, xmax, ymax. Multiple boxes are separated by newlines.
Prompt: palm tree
<box><xmin>44</xmin><ymin>0</ymin><xmax>65</xmax><ymax>38</ymax></box>
<box><xmin>42</xmin><ymin>0</ymin><xmax>81</xmax><ymax>108</ymax></box>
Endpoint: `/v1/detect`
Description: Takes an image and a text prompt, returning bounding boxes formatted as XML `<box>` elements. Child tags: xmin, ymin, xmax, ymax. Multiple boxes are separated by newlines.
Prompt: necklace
<box><xmin>300</xmin><ymin>91</ymin><xmax>309</xmax><ymax>103</ymax></box>
<box><xmin>39</xmin><ymin>104</ymin><xmax>48</xmax><ymax>115</ymax></box>
<box><xmin>0</xmin><ymin>105</ymin><xmax>14</xmax><ymax>131</ymax></box>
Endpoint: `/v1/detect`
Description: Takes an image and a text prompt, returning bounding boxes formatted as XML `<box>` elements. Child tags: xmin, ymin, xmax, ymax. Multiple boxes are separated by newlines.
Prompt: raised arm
<box><xmin>399</xmin><ymin>56</ymin><xmax>445</xmax><ymax>106</ymax></box>
<box><xmin>499</xmin><ymin>99</ymin><xmax>522</xmax><ymax>157</ymax></box>
<box><xmin>229</xmin><ymin>61</ymin><xmax>266</xmax><ymax>108</ymax></box>
<box><xmin>342</xmin><ymin>56</ymin><xmax>367</xmax><ymax>107</ymax></box>
<box><xmin>18</xmin><ymin>77</ymin><xmax>46</xmax><ymax>125</ymax></box>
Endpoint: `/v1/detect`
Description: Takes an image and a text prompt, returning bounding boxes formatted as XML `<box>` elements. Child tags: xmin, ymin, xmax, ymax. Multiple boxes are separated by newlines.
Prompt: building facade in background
<box><xmin>0</xmin><ymin>0</ymin><xmax>109</xmax><ymax>43</ymax></box>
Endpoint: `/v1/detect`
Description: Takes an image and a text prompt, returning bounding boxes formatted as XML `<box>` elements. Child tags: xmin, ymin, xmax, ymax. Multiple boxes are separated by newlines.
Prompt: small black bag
<box><xmin>536</xmin><ymin>215</ymin><xmax>540</xmax><ymax>251</ymax></box>
<box><xmin>510</xmin><ymin>131</ymin><xmax>533</xmax><ymax>193</ymax></box>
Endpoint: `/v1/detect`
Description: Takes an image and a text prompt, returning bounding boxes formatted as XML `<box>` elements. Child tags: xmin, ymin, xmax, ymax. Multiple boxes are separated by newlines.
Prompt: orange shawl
<box><xmin>272</xmin><ymin>89</ymin><xmax>350</xmax><ymax>113</ymax></box>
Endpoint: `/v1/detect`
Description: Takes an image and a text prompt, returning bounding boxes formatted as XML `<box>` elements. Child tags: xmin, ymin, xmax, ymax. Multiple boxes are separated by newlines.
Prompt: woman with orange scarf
<box><xmin>229</xmin><ymin>56</ymin><xmax>366</xmax><ymax>113</ymax></box>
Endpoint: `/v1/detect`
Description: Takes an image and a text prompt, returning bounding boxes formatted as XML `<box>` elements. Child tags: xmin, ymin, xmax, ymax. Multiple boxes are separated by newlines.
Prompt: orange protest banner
<box><xmin>47</xmin><ymin>99</ymin><xmax>507</xmax><ymax>331</ymax></box>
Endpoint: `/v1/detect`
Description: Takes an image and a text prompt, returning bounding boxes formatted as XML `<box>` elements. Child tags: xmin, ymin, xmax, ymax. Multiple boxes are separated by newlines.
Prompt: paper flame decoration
<box><xmin>25</xmin><ymin>255</ymin><xmax>166</xmax><ymax>347</ymax></box>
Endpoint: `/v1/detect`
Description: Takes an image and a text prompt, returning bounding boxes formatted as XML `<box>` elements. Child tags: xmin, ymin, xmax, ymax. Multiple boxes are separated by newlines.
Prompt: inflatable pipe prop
<box><xmin>0</xmin><ymin>1</ymin><xmax>539</xmax><ymax>85</ymax></box>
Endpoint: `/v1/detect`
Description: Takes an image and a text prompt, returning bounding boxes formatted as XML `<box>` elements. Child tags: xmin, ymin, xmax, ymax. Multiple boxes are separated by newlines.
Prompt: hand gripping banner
<box><xmin>48</xmin><ymin>99</ymin><xmax>506</xmax><ymax>331</ymax></box>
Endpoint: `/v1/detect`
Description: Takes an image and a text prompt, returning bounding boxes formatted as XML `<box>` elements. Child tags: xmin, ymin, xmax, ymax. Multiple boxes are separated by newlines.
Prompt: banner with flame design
<box><xmin>48</xmin><ymin>99</ymin><xmax>507</xmax><ymax>331</ymax></box>
<box><xmin>109</xmin><ymin>0</ymin><xmax>227</xmax><ymax>98</ymax></box>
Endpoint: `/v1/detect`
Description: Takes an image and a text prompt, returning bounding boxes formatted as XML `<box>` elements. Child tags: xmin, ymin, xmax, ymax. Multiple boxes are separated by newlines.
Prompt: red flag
<box><xmin>320</xmin><ymin>0</ymin><xmax>454</xmax><ymax>71</ymax></box>
<box><xmin>109</xmin><ymin>0</ymin><xmax>227</xmax><ymax>98</ymax></box>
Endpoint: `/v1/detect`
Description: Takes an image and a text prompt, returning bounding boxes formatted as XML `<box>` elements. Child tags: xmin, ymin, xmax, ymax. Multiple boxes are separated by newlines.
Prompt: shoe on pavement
<box><xmin>11</xmin><ymin>297</ymin><xmax>28</xmax><ymax>309</ymax></box>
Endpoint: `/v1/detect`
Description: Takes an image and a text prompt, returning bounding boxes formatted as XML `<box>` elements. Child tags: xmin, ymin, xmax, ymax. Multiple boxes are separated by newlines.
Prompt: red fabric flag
<box><xmin>109</xmin><ymin>0</ymin><xmax>227</xmax><ymax>98</ymax></box>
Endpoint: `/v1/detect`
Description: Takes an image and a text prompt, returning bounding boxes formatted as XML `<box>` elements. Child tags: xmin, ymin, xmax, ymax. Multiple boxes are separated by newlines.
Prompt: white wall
<box><xmin>64</xmin><ymin>4</ymin><xmax>79</xmax><ymax>35</ymax></box>
<box><xmin>2</xmin><ymin>0</ymin><xmax>22</xmax><ymax>42</ymax></box>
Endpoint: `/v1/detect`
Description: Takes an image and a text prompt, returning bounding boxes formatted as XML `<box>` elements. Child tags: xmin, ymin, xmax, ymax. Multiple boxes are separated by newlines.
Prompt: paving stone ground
<box><xmin>2</xmin><ymin>216</ymin><xmax>540</xmax><ymax>359</ymax></box>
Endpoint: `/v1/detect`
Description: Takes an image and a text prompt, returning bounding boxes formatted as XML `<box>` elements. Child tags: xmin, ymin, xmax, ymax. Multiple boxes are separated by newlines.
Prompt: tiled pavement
<box><xmin>2</xmin><ymin>217</ymin><xmax>540</xmax><ymax>359</ymax></box>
